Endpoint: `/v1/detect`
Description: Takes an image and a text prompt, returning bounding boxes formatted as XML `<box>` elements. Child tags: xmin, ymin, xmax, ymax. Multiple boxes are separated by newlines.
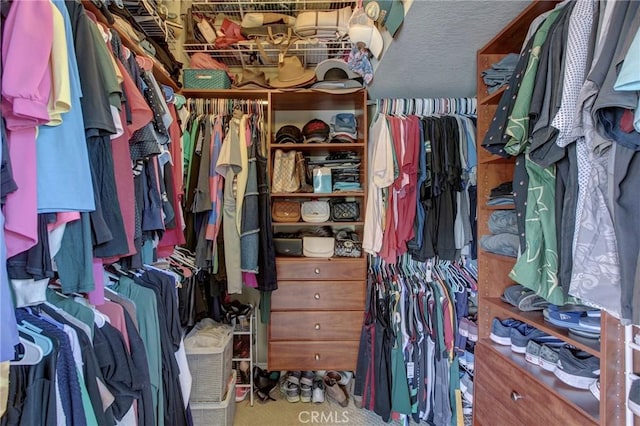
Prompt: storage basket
<box><xmin>185</xmin><ymin>324</ymin><xmax>233</xmax><ymax>402</ymax></box>
<box><xmin>191</xmin><ymin>371</ymin><xmax>236</xmax><ymax>426</ymax></box>
<box><xmin>183</xmin><ymin>69</ymin><xmax>231</xmax><ymax>89</ymax></box>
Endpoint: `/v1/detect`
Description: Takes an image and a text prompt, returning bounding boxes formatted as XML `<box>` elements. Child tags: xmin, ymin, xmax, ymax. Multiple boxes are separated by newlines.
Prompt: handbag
<box><xmin>329</xmin><ymin>199</ymin><xmax>360</xmax><ymax>221</ymax></box>
<box><xmin>271</xmin><ymin>200</ymin><xmax>300</xmax><ymax>223</ymax></box>
<box><xmin>272</xmin><ymin>149</ymin><xmax>300</xmax><ymax>193</ymax></box>
<box><xmin>301</xmin><ymin>200</ymin><xmax>331</xmax><ymax>223</ymax></box>
<box><xmin>334</xmin><ymin>230</ymin><xmax>362</xmax><ymax>258</ymax></box>
<box><xmin>302</xmin><ymin>236</ymin><xmax>335</xmax><ymax>258</ymax></box>
<box><xmin>273</xmin><ymin>234</ymin><xmax>303</xmax><ymax>256</ymax></box>
<box><xmin>301</xmin><ymin>200</ymin><xmax>330</xmax><ymax>223</ymax></box>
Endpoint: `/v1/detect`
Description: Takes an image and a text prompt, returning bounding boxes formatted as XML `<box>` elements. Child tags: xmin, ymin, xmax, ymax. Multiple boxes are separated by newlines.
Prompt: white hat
<box><xmin>348</xmin><ymin>23</ymin><xmax>384</xmax><ymax>59</ymax></box>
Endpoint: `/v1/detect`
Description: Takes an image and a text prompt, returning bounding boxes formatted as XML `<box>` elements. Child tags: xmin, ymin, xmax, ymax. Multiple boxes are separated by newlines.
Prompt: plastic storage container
<box><xmin>185</xmin><ymin>320</ymin><xmax>233</xmax><ymax>402</ymax></box>
<box><xmin>190</xmin><ymin>371</ymin><xmax>236</xmax><ymax>426</ymax></box>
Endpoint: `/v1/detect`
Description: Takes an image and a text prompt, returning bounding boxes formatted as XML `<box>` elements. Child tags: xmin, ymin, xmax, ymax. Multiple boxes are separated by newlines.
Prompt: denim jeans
<box><xmin>488</xmin><ymin>210</ymin><xmax>518</xmax><ymax>235</ymax></box>
<box><xmin>480</xmin><ymin>233</ymin><xmax>520</xmax><ymax>258</ymax></box>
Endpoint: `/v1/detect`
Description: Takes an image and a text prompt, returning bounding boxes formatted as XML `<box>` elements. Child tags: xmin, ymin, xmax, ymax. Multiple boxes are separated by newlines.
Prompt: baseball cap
<box><xmin>275</xmin><ymin>125</ymin><xmax>302</xmax><ymax>144</ymax></box>
<box><xmin>302</xmin><ymin>119</ymin><xmax>330</xmax><ymax>143</ymax></box>
<box><xmin>348</xmin><ymin>23</ymin><xmax>384</xmax><ymax>59</ymax></box>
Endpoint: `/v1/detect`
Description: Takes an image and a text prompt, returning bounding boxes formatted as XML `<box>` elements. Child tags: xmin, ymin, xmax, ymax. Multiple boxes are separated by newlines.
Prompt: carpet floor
<box><xmin>234</xmin><ymin>389</ymin><xmax>473</xmax><ymax>425</ymax></box>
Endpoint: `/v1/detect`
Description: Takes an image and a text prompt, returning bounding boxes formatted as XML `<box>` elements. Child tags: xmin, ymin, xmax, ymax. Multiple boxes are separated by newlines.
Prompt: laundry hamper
<box><xmin>191</xmin><ymin>371</ymin><xmax>236</xmax><ymax>426</ymax></box>
<box><xmin>185</xmin><ymin>319</ymin><xmax>233</xmax><ymax>402</ymax></box>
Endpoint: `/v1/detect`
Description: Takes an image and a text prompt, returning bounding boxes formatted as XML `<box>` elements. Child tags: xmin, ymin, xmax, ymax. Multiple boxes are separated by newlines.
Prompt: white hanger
<box><xmin>11</xmin><ymin>336</ymin><xmax>44</xmax><ymax>366</ymax></box>
<box><xmin>17</xmin><ymin>323</ymin><xmax>53</xmax><ymax>356</ymax></box>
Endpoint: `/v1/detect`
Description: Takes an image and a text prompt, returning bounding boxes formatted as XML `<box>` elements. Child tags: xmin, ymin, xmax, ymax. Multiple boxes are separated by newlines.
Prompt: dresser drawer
<box><xmin>270</xmin><ymin>311</ymin><xmax>363</xmax><ymax>341</ymax></box>
<box><xmin>474</xmin><ymin>343</ymin><xmax>597</xmax><ymax>425</ymax></box>
<box><xmin>271</xmin><ymin>280</ymin><xmax>365</xmax><ymax>310</ymax></box>
<box><xmin>268</xmin><ymin>341</ymin><xmax>359</xmax><ymax>371</ymax></box>
<box><xmin>276</xmin><ymin>258</ymin><xmax>366</xmax><ymax>281</ymax></box>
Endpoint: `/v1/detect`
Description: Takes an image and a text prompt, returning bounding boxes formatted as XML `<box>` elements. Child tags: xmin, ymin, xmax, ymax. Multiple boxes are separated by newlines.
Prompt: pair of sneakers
<box><xmin>490</xmin><ymin>317</ymin><xmax>563</xmax><ymax>353</ymax></box>
<box><xmin>281</xmin><ymin>371</ymin><xmax>314</xmax><ymax>403</ymax></box>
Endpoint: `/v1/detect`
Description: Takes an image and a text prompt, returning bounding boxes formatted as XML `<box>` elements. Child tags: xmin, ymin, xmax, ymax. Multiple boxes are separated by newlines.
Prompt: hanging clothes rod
<box><xmin>368</xmin><ymin>97</ymin><xmax>477</xmax><ymax>116</ymax></box>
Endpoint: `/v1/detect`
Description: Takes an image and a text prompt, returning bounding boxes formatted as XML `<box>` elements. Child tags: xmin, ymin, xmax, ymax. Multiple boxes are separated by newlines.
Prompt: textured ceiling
<box><xmin>368</xmin><ymin>0</ymin><xmax>531</xmax><ymax>100</ymax></box>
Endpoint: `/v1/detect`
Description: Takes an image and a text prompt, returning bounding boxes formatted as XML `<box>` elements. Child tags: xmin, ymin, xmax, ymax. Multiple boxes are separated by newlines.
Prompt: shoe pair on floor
<box><xmin>280</xmin><ymin>370</ymin><xmax>351</xmax><ymax>406</ymax></box>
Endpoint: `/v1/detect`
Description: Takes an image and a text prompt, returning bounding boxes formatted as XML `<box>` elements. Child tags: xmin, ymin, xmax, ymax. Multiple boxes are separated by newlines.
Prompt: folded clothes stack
<box><xmin>487</xmin><ymin>181</ymin><xmax>514</xmax><ymax>206</ymax></box>
<box><xmin>480</xmin><ymin>209</ymin><xmax>519</xmax><ymax>257</ymax></box>
<box><xmin>481</xmin><ymin>53</ymin><xmax>519</xmax><ymax>94</ymax></box>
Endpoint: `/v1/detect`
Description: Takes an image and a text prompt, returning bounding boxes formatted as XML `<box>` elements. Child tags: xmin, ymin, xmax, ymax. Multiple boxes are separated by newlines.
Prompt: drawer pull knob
<box><xmin>314</xmin><ymin>268</ymin><xmax>321</xmax><ymax>274</ymax></box>
<box><xmin>314</xmin><ymin>293</ymin><xmax>321</xmax><ymax>300</ymax></box>
<box><xmin>510</xmin><ymin>391</ymin><xmax>523</xmax><ymax>402</ymax></box>
<box><xmin>314</xmin><ymin>323</ymin><xmax>321</xmax><ymax>330</ymax></box>
<box><xmin>314</xmin><ymin>353</ymin><xmax>320</xmax><ymax>361</ymax></box>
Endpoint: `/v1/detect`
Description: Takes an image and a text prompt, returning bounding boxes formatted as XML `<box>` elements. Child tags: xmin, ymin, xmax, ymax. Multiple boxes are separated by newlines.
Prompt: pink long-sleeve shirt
<box><xmin>2</xmin><ymin>0</ymin><xmax>54</xmax><ymax>258</ymax></box>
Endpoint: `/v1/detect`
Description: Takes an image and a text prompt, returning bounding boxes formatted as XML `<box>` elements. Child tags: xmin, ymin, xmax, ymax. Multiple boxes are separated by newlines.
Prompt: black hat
<box><xmin>302</xmin><ymin>119</ymin><xmax>330</xmax><ymax>143</ymax></box>
<box><xmin>275</xmin><ymin>125</ymin><xmax>303</xmax><ymax>144</ymax></box>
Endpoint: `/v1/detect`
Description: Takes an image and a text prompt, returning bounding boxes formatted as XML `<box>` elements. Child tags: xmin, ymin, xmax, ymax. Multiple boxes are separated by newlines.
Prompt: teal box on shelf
<box><xmin>183</xmin><ymin>69</ymin><xmax>231</xmax><ymax>89</ymax></box>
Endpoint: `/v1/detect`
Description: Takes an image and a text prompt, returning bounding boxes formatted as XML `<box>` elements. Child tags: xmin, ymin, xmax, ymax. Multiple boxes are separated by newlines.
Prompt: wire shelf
<box><xmin>187</xmin><ymin>0</ymin><xmax>356</xmax><ymax>68</ymax></box>
<box><xmin>122</xmin><ymin>0</ymin><xmax>176</xmax><ymax>43</ymax></box>
<box><xmin>184</xmin><ymin>39</ymin><xmax>352</xmax><ymax>68</ymax></box>
<box><xmin>192</xmin><ymin>1</ymin><xmax>355</xmax><ymax>17</ymax></box>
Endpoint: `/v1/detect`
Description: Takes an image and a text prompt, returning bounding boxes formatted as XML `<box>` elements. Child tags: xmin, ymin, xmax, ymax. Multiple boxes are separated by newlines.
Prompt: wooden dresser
<box><xmin>267</xmin><ymin>89</ymin><xmax>369</xmax><ymax>371</ymax></box>
<box><xmin>268</xmin><ymin>257</ymin><xmax>366</xmax><ymax>370</ymax></box>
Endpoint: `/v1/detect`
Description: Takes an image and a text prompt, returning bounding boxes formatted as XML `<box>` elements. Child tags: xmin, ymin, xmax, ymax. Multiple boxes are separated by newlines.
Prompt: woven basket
<box><xmin>183</xmin><ymin>69</ymin><xmax>231</xmax><ymax>89</ymax></box>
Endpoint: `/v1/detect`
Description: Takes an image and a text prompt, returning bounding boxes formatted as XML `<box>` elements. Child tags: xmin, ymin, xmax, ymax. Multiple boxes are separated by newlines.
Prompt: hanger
<box><xmin>11</xmin><ymin>336</ymin><xmax>44</xmax><ymax>366</ymax></box>
<box><xmin>17</xmin><ymin>322</ymin><xmax>53</xmax><ymax>356</ymax></box>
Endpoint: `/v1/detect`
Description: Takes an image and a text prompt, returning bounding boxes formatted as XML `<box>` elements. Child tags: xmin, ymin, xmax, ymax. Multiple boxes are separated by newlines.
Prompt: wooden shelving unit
<box><xmin>473</xmin><ymin>1</ymin><xmax>627</xmax><ymax>425</ymax></box>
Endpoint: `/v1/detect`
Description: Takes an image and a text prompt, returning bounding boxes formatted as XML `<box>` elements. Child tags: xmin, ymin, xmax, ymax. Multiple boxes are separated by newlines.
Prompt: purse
<box><xmin>302</xmin><ymin>236</ymin><xmax>335</xmax><ymax>258</ymax></box>
<box><xmin>329</xmin><ymin>199</ymin><xmax>360</xmax><ymax>221</ymax></box>
<box><xmin>334</xmin><ymin>230</ymin><xmax>362</xmax><ymax>258</ymax></box>
<box><xmin>301</xmin><ymin>200</ymin><xmax>330</xmax><ymax>223</ymax></box>
<box><xmin>273</xmin><ymin>234</ymin><xmax>303</xmax><ymax>256</ymax></box>
<box><xmin>272</xmin><ymin>149</ymin><xmax>300</xmax><ymax>193</ymax></box>
<box><xmin>271</xmin><ymin>200</ymin><xmax>300</xmax><ymax>223</ymax></box>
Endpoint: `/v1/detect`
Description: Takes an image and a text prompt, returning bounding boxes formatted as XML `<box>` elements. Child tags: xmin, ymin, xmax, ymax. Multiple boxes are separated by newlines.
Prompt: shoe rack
<box><xmin>232</xmin><ymin>307</ymin><xmax>257</xmax><ymax>406</ymax></box>
<box><xmin>474</xmin><ymin>1</ymin><xmax>626</xmax><ymax>425</ymax></box>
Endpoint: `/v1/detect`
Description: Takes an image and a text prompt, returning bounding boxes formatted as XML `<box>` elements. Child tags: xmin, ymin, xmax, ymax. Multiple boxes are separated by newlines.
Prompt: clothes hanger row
<box><xmin>368</xmin><ymin>254</ymin><xmax>477</xmax><ymax>294</ymax></box>
<box><xmin>373</xmin><ymin>97</ymin><xmax>477</xmax><ymax>117</ymax></box>
<box><xmin>187</xmin><ymin>98</ymin><xmax>267</xmax><ymax>118</ymax></box>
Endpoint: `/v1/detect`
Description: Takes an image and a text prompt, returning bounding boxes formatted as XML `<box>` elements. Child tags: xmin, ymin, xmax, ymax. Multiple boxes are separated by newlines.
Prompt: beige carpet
<box><xmin>234</xmin><ymin>388</ymin><xmax>402</xmax><ymax>426</ymax></box>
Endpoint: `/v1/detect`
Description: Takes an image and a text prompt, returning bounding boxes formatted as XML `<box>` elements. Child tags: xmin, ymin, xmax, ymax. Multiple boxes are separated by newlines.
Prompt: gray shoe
<box><xmin>312</xmin><ymin>377</ymin><xmax>325</xmax><ymax>403</ymax></box>
<box><xmin>525</xmin><ymin>340</ymin><xmax>541</xmax><ymax>365</ymax></box>
<box><xmin>553</xmin><ymin>346</ymin><xmax>599</xmax><ymax>389</ymax></box>
<box><xmin>300</xmin><ymin>371</ymin><xmax>314</xmax><ymax>403</ymax></box>
<box><xmin>539</xmin><ymin>344</ymin><xmax>560</xmax><ymax>371</ymax></box>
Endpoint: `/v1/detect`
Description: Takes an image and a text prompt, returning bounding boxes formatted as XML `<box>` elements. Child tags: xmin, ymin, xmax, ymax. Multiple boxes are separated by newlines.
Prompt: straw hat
<box><xmin>235</xmin><ymin>68</ymin><xmax>270</xmax><ymax>88</ymax></box>
<box><xmin>269</xmin><ymin>56</ymin><xmax>316</xmax><ymax>88</ymax></box>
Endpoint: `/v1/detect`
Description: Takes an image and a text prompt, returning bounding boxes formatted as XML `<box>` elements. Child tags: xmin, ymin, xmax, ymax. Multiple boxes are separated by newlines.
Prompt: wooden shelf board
<box><xmin>478</xmin><ymin>85</ymin><xmax>508</xmax><ymax>105</ymax></box>
<box><xmin>478</xmin><ymin>153</ymin><xmax>515</xmax><ymax>164</ymax></box>
<box><xmin>484</xmin><ymin>297</ymin><xmax>601</xmax><ymax>356</ymax></box>
<box><xmin>478</xmin><ymin>250</ymin><xmax>517</xmax><ymax>265</ymax></box>
<box><xmin>482</xmin><ymin>204</ymin><xmax>516</xmax><ymax>210</ymax></box>
<box><xmin>273</xmin><ymin>221</ymin><xmax>364</xmax><ymax>227</ymax></box>
<box><xmin>483</xmin><ymin>340</ymin><xmax>601</xmax><ymax>422</ymax></box>
<box><xmin>271</xmin><ymin>143</ymin><xmax>365</xmax><ymax>149</ymax></box>
<box><xmin>181</xmin><ymin>88</ymin><xmax>270</xmax><ymax>99</ymax></box>
<box><xmin>271</xmin><ymin>192</ymin><xmax>364</xmax><ymax>198</ymax></box>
